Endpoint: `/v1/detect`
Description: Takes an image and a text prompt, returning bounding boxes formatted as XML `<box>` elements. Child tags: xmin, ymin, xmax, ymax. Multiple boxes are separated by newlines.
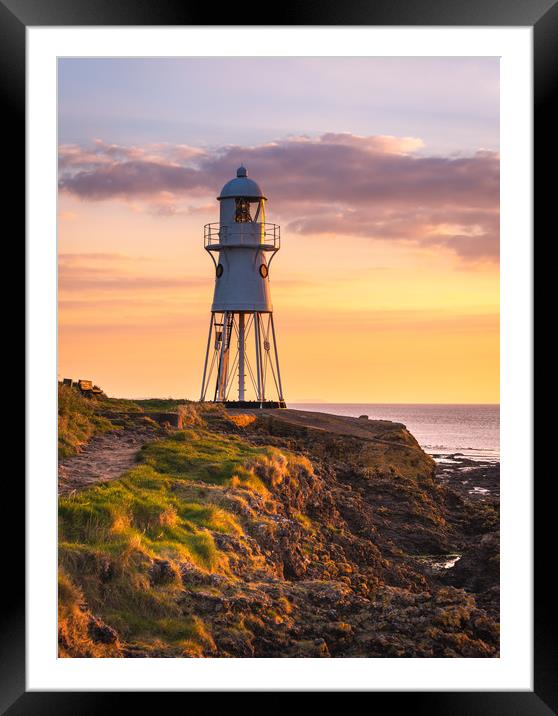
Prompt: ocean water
<box><xmin>288</xmin><ymin>403</ymin><xmax>500</xmax><ymax>462</ymax></box>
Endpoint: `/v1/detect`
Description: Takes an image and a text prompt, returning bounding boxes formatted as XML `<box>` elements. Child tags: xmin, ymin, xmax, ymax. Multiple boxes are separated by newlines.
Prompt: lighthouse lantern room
<box><xmin>199</xmin><ymin>167</ymin><xmax>286</xmax><ymax>408</ymax></box>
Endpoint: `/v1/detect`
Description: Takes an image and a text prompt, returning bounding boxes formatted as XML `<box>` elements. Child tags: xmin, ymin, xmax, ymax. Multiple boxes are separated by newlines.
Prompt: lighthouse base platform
<box><xmin>222</xmin><ymin>400</ymin><xmax>287</xmax><ymax>409</ymax></box>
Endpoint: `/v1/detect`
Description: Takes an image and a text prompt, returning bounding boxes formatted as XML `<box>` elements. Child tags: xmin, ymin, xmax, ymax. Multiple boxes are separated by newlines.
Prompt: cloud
<box><xmin>58</xmin><ymin>254</ymin><xmax>208</xmax><ymax>293</ymax></box>
<box><xmin>59</xmin><ymin>270</ymin><xmax>207</xmax><ymax>293</ymax></box>
<box><xmin>58</xmin><ymin>139</ymin><xmax>205</xmax><ymax>172</ymax></box>
<box><xmin>59</xmin><ymin>252</ymin><xmax>151</xmax><ymax>262</ymax></box>
<box><xmin>59</xmin><ymin>133</ymin><xmax>499</xmax><ymax>262</ymax></box>
<box><xmin>317</xmin><ymin>132</ymin><xmax>425</xmax><ymax>155</ymax></box>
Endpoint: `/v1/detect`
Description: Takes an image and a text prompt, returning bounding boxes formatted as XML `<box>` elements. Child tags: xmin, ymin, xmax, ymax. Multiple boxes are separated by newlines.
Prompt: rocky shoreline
<box><xmin>432</xmin><ymin>453</ymin><xmax>500</xmax><ymax>500</ymax></box>
<box><xmin>58</xmin><ymin>405</ymin><xmax>500</xmax><ymax>658</ymax></box>
<box><xmin>430</xmin><ymin>453</ymin><xmax>500</xmax><ymax>618</ymax></box>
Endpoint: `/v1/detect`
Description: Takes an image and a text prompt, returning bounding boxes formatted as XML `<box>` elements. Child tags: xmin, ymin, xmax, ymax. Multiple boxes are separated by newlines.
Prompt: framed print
<box><xmin>11</xmin><ymin>0</ymin><xmax>548</xmax><ymax>710</ymax></box>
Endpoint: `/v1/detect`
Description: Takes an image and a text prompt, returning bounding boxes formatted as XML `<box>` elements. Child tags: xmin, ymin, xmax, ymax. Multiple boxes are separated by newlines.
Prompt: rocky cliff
<box><xmin>58</xmin><ymin>401</ymin><xmax>499</xmax><ymax>658</ymax></box>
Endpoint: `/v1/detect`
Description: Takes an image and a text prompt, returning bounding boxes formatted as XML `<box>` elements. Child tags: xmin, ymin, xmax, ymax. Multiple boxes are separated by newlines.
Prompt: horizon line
<box><xmin>110</xmin><ymin>396</ymin><xmax>500</xmax><ymax>407</ymax></box>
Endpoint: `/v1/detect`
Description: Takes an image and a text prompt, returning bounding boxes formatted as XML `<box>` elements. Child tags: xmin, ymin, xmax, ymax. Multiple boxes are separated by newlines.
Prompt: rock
<box><xmin>87</xmin><ymin>616</ymin><xmax>119</xmax><ymax>645</ymax></box>
<box><xmin>149</xmin><ymin>559</ymin><xmax>177</xmax><ymax>586</ymax></box>
<box><xmin>61</xmin><ymin>405</ymin><xmax>500</xmax><ymax>659</ymax></box>
<box><xmin>98</xmin><ymin>559</ymin><xmax>114</xmax><ymax>583</ymax></box>
<box><xmin>442</xmin><ymin>531</ymin><xmax>499</xmax><ymax>597</ymax></box>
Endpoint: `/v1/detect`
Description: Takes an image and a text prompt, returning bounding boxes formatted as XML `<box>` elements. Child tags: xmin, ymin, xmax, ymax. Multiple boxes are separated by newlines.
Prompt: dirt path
<box><xmin>58</xmin><ymin>429</ymin><xmax>148</xmax><ymax>496</ymax></box>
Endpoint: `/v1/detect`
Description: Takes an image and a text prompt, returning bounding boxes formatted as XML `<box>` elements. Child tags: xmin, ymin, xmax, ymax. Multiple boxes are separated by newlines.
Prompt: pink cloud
<box><xmin>59</xmin><ymin>134</ymin><xmax>499</xmax><ymax>262</ymax></box>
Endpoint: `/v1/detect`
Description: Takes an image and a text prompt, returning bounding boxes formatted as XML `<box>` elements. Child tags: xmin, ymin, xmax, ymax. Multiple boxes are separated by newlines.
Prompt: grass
<box><xmin>139</xmin><ymin>429</ymin><xmax>271</xmax><ymax>492</ymax></box>
<box><xmin>58</xmin><ymin>569</ymin><xmax>125</xmax><ymax>658</ymax></box>
<box><xmin>58</xmin><ymin>385</ymin><xmax>115</xmax><ymax>458</ymax></box>
<box><xmin>59</xmin><ymin>461</ymin><xmax>238</xmax><ymax>570</ymax></box>
<box><xmin>58</xmin><ymin>561</ymin><xmax>214</xmax><ymax>657</ymax></box>
<box><xmin>58</xmin><ymin>456</ymin><xmax>227</xmax><ymax>655</ymax></box>
<box><xmin>95</xmin><ymin>396</ymin><xmax>192</xmax><ymax>413</ymax></box>
<box><xmin>58</xmin><ymin>414</ymin><xmax>311</xmax><ymax>655</ymax></box>
<box><xmin>58</xmin><ymin>387</ymin><xmax>194</xmax><ymax>459</ymax></box>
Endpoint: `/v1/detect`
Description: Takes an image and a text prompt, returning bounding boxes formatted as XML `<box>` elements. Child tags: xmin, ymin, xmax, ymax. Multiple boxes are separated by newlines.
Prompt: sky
<box><xmin>58</xmin><ymin>57</ymin><xmax>500</xmax><ymax>403</ymax></box>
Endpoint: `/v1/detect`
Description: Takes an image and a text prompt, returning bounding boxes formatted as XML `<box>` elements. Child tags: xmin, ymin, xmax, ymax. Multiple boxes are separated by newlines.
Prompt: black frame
<box><xmin>9</xmin><ymin>0</ymin><xmax>546</xmax><ymax>710</ymax></box>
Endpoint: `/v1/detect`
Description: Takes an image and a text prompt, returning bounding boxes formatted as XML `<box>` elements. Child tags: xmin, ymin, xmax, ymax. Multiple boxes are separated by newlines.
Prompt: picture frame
<box><xmin>10</xmin><ymin>0</ymin><xmax>546</xmax><ymax>709</ymax></box>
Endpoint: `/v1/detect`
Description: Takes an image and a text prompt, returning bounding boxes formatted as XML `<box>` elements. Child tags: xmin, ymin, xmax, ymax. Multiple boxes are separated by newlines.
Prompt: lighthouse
<box><xmin>199</xmin><ymin>167</ymin><xmax>286</xmax><ymax>408</ymax></box>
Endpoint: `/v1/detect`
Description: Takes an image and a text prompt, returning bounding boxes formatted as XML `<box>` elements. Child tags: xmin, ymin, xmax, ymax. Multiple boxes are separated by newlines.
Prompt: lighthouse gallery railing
<box><xmin>204</xmin><ymin>222</ymin><xmax>280</xmax><ymax>251</ymax></box>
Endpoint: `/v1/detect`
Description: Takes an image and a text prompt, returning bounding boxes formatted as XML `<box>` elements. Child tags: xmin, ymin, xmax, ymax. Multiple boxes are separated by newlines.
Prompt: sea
<box><xmin>288</xmin><ymin>403</ymin><xmax>500</xmax><ymax>463</ymax></box>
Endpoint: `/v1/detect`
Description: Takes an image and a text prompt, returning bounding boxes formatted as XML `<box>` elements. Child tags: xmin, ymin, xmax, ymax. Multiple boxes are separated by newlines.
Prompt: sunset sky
<box><xmin>58</xmin><ymin>57</ymin><xmax>499</xmax><ymax>403</ymax></box>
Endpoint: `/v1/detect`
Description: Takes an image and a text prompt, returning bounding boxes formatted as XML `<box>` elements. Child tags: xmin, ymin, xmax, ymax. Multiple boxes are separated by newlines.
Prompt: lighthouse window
<box><xmin>259</xmin><ymin>264</ymin><xmax>268</xmax><ymax>278</ymax></box>
<box><xmin>235</xmin><ymin>198</ymin><xmax>252</xmax><ymax>223</ymax></box>
<box><xmin>216</xmin><ymin>263</ymin><xmax>224</xmax><ymax>278</ymax></box>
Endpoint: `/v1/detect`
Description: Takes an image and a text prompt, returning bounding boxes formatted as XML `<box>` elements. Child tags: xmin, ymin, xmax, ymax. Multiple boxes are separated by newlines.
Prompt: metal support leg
<box><xmin>216</xmin><ymin>311</ymin><xmax>229</xmax><ymax>401</ymax></box>
<box><xmin>238</xmin><ymin>313</ymin><xmax>245</xmax><ymax>402</ymax></box>
<box><xmin>254</xmin><ymin>312</ymin><xmax>263</xmax><ymax>404</ymax></box>
<box><xmin>270</xmin><ymin>313</ymin><xmax>284</xmax><ymax>402</ymax></box>
<box><xmin>200</xmin><ymin>313</ymin><xmax>214</xmax><ymax>401</ymax></box>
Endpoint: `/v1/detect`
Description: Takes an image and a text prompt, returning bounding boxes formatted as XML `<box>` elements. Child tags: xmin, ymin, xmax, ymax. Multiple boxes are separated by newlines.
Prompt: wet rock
<box><xmin>442</xmin><ymin>531</ymin><xmax>499</xmax><ymax>615</ymax></box>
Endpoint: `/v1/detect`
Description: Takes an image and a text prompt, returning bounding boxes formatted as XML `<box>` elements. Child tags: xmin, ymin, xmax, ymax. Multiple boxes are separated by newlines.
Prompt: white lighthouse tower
<box><xmin>199</xmin><ymin>166</ymin><xmax>286</xmax><ymax>408</ymax></box>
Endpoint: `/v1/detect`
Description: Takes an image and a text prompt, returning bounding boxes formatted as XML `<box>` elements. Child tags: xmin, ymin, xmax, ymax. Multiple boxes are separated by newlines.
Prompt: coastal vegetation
<box><xmin>58</xmin><ymin>392</ymin><xmax>500</xmax><ymax>658</ymax></box>
<box><xmin>58</xmin><ymin>385</ymin><xmax>115</xmax><ymax>458</ymax></box>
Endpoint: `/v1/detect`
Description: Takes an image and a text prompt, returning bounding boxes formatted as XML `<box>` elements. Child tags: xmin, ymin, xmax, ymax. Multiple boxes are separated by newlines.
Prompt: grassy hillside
<box><xmin>59</xmin><ymin>407</ymin><xmax>315</xmax><ymax>656</ymax></box>
<box><xmin>58</xmin><ymin>401</ymin><xmax>499</xmax><ymax>658</ymax></box>
<box><xmin>57</xmin><ymin>385</ymin><xmax>193</xmax><ymax>458</ymax></box>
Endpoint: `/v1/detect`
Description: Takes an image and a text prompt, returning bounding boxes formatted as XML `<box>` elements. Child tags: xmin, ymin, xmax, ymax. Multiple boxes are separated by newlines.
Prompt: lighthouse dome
<box><xmin>218</xmin><ymin>166</ymin><xmax>266</xmax><ymax>200</ymax></box>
